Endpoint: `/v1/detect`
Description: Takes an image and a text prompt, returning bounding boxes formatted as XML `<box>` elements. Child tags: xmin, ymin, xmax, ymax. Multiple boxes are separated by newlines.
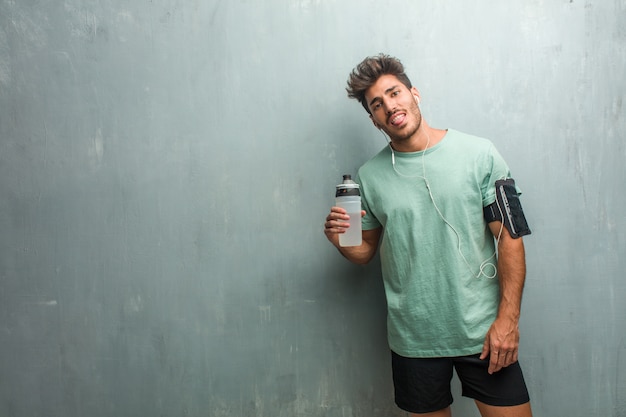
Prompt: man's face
<box><xmin>364</xmin><ymin>74</ymin><xmax>422</xmax><ymax>143</ymax></box>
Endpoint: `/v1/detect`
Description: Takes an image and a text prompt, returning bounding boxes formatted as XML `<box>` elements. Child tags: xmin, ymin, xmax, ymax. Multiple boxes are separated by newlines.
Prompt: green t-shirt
<box><xmin>357</xmin><ymin>129</ymin><xmax>512</xmax><ymax>357</ymax></box>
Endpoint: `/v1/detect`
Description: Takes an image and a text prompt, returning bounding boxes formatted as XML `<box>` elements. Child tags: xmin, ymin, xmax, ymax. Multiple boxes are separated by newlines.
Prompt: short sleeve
<box><xmin>481</xmin><ymin>143</ymin><xmax>513</xmax><ymax>207</ymax></box>
<box><xmin>355</xmin><ymin>172</ymin><xmax>382</xmax><ymax>230</ymax></box>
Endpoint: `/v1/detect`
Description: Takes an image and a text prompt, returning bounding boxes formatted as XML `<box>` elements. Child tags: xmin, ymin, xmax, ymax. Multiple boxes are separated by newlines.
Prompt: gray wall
<box><xmin>1</xmin><ymin>1</ymin><xmax>624</xmax><ymax>416</ymax></box>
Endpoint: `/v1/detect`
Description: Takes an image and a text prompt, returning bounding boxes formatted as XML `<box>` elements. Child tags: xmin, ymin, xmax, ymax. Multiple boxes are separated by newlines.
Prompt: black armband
<box><xmin>483</xmin><ymin>178</ymin><xmax>531</xmax><ymax>239</ymax></box>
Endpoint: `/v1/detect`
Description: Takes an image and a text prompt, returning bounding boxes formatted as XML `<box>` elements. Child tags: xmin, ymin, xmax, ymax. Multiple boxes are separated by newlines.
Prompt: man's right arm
<box><xmin>324</xmin><ymin>207</ymin><xmax>382</xmax><ymax>264</ymax></box>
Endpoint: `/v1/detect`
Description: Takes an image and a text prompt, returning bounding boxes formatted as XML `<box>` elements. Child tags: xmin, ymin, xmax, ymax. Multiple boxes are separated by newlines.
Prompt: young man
<box><xmin>324</xmin><ymin>54</ymin><xmax>533</xmax><ymax>417</ymax></box>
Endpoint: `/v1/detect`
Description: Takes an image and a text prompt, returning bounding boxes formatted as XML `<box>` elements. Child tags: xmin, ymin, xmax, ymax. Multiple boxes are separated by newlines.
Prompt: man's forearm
<box><xmin>496</xmin><ymin>235</ymin><xmax>526</xmax><ymax>319</ymax></box>
<box><xmin>336</xmin><ymin>227</ymin><xmax>382</xmax><ymax>265</ymax></box>
<box><xmin>481</xmin><ymin>225</ymin><xmax>527</xmax><ymax>373</ymax></box>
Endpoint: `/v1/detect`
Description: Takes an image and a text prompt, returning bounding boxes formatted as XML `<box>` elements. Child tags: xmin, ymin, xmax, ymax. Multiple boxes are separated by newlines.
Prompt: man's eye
<box><xmin>391</xmin><ymin>90</ymin><xmax>400</xmax><ymax>97</ymax></box>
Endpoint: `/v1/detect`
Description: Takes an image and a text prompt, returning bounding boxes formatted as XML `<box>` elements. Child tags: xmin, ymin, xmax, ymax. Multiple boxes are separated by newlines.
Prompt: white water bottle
<box><xmin>335</xmin><ymin>174</ymin><xmax>362</xmax><ymax>247</ymax></box>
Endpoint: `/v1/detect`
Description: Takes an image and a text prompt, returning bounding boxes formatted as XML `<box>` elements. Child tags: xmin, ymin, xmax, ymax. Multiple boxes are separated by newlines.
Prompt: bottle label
<box><xmin>335</xmin><ymin>186</ymin><xmax>360</xmax><ymax>197</ymax></box>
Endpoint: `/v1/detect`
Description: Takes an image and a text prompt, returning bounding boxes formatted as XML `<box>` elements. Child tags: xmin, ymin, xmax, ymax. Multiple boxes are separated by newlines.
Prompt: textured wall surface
<box><xmin>1</xmin><ymin>1</ymin><xmax>624</xmax><ymax>416</ymax></box>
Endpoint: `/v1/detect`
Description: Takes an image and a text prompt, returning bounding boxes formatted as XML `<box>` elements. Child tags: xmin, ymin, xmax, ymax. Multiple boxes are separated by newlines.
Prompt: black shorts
<box><xmin>391</xmin><ymin>351</ymin><xmax>530</xmax><ymax>414</ymax></box>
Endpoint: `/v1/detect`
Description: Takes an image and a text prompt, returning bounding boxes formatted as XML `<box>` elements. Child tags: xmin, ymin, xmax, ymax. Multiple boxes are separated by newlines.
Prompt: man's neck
<box><xmin>390</xmin><ymin>124</ymin><xmax>446</xmax><ymax>152</ymax></box>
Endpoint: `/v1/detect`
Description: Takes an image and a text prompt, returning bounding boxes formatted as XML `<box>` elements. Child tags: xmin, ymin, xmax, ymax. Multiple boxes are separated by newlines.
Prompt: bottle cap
<box><xmin>336</xmin><ymin>174</ymin><xmax>360</xmax><ymax>197</ymax></box>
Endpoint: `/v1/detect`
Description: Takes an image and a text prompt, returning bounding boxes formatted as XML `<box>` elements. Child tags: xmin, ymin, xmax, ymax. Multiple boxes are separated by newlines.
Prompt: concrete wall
<box><xmin>1</xmin><ymin>1</ymin><xmax>624</xmax><ymax>416</ymax></box>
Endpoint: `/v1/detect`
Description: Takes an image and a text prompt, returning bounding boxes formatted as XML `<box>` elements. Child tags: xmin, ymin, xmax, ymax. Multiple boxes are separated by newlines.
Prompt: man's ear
<box><xmin>411</xmin><ymin>87</ymin><xmax>421</xmax><ymax>102</ymax></box>
<box><xmin>370</xmin><ymin>115</ymin><xmax>381</xmax><ymax>129</ymax></box>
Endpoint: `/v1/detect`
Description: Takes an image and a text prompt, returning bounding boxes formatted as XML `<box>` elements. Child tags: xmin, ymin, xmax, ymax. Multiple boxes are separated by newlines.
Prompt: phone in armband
<box><xmin>483</xmin><ymin>178</ymin><xmax>531</xmax><ymax>239</ymax></box>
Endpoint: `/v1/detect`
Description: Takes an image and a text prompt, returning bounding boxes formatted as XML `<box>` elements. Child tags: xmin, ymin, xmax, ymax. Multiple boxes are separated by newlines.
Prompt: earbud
<box><xmin>414</xmin><ymin>95</ymin><xmax>420</xmax><ymax>105</ymax></box>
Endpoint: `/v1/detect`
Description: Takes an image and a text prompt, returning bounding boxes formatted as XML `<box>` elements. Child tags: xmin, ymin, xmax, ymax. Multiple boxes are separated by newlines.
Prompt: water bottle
<box><xmin>335</xmin><ymin>174</ymin><xmax>362</xmax><ymax>247</ymax></box>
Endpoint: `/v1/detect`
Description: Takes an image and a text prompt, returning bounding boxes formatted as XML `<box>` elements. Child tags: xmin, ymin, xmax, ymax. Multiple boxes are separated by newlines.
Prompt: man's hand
<box><xmin>324</xmin><ymin>207</ymin><xmax>364</xmax><ymax>246</ymax></box>
<box><xmin>480</xmin><ymin>316</ymin><xmax>520</xmax><ymax>374</ymax></box>
<box><xmin>323</xmin><ymin>207</ymin><xmax>381</xmax><ymax>265</ymax></box>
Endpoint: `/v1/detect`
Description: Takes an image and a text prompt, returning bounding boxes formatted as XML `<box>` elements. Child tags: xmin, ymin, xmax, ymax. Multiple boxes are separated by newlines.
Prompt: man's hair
<box><xmin>346</xmin><ymin>54</ymin><xmax>413</xmax><ymax>114</ymax></box>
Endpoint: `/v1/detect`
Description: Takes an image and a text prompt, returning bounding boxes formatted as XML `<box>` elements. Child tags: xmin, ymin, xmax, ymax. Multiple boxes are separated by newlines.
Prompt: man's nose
<box><xmin>384</xmin><ymin>100</ymin><xmax>396</xmax><ymax>114</ymax></box>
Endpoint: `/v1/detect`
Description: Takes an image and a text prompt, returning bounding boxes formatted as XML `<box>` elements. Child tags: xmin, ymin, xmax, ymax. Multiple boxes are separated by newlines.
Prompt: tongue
<box><xmin>391</xmin><ymin>114</ymin><xmax>406</xmax><ymax>126</ymax></box>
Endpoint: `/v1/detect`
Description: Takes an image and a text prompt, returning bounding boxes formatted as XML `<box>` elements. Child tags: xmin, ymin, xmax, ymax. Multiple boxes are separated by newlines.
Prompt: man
<box><xmin>324</xmin><ymin>54</ymin><xmax>533</xmax><ymax>417</ymax></box>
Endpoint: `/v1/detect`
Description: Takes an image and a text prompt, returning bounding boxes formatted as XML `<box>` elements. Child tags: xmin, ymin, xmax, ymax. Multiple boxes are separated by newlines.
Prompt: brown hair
<box><xmin>346</xmin><ymin>54</ymin><xmax>413</xmax><ymax>114</ymax></box>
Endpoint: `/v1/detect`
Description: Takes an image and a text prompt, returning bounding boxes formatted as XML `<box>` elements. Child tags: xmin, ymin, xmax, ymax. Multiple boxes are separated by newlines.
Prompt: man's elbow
<box><xmin>340</xmin><ymin>247</ymin><xmax>376</xmax><ymax>265</ymax></box>
<box><xmin>353</xmin><ymin>254</ymin><xmax>375</xmax><ymax>265</ymax></box>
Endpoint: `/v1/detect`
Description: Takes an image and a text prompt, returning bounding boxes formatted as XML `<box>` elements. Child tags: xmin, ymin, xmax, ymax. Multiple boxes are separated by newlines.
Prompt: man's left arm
<box><xmin>480</xmin><ymin>222</ymin><xmax>527</xmax><ymax>374</ymax></box>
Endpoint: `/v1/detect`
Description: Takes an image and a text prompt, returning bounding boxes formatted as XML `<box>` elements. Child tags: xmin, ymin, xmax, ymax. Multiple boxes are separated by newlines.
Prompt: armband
<box><xmin>483</xmin><ymin>178</ymin><xmax>531</xmax><ymax>239</ymax></box>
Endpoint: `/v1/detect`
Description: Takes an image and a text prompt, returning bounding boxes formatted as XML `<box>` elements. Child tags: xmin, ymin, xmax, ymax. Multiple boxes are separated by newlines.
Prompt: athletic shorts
<box><xmin>391</xmin><ymin>351</ymin><xmax>530</xmax><ymax>414</ymax></box>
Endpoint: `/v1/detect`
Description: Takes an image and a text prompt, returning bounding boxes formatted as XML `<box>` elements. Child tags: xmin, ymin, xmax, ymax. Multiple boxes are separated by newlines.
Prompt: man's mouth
<box><xmin>389</xmin><ymin>112</ymin><xmax>406</xmax><ymax>127</ymax></box>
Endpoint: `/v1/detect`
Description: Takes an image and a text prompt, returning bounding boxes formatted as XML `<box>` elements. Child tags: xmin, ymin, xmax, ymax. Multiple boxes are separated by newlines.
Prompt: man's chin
<box><xmin>389</xmin><ymin>128</ymin><xmax>418</xmax><ymax>143</ymax></box>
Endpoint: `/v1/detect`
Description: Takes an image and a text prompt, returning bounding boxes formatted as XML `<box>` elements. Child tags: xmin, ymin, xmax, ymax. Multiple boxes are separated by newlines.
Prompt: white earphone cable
<box><xmin>384</xmin><ymin>129</ymin><xmax>502</xmax><ymax>279</ymax></box>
